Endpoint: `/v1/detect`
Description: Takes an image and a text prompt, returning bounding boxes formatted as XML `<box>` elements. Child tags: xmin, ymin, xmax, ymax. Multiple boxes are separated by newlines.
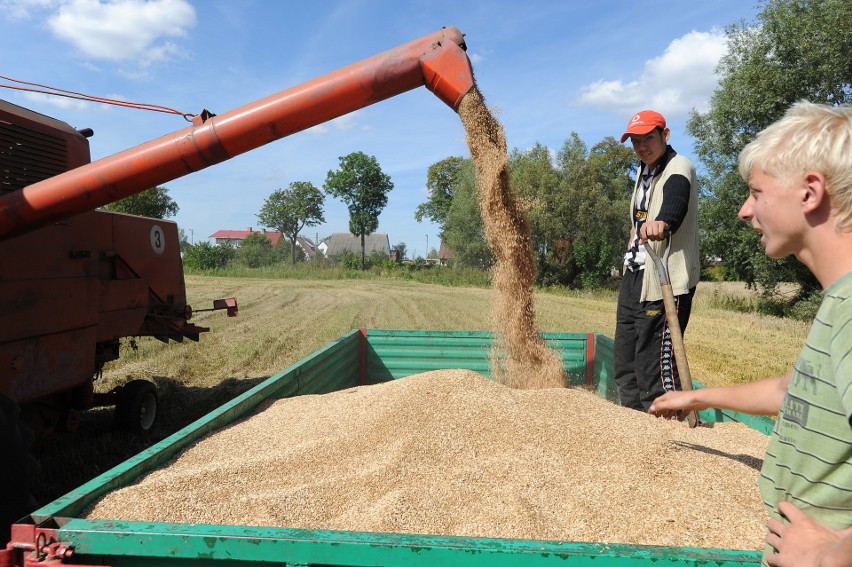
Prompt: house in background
<box><xmin>208</xmin><ymin>228</ymin><xmax>317</xmax><ymax>260</ymax></box>
<box><xmin>318</xmin><ymin>232</ymin><xmax>390</xmax><ymax>259</ymax></box>
<box><xmin>438</xmin><ymin>242</ymin><xmax>455</xmax><ymax>266</ymax></box>
<box><xmin>295</xmin><ymin>235</ymin><xmax>316</xmax><ymax>260</ymax></box>
<box><xmin>209</xmin><ymin>227</ymin><xmax>282</xmax><ymax>247</ymax></box>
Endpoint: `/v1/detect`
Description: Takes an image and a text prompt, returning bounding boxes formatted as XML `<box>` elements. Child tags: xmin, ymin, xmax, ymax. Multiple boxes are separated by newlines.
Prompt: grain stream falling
<box><xmin>459</xmin><ymin>86</ymin><xmax>565</xmax><ymax>389</ymax></box>
<box><xmin>85</xmin><ymin>370</ymin><xmax>769</xmax><ymax>550</ymax></box>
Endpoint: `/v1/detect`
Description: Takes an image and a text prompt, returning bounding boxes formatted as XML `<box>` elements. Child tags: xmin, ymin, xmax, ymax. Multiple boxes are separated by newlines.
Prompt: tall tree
<box><xmin>433</xmin><ymin>135</ymin><xmax>634</xmax><ymax>285</ymax></box>
<box><xmin>439</xmin><ymin>158</ymin><xmax>492</xmax><ymax>269</ymax></box>
<box><xmin>571</xmin><ymin>137</ymin><xmax>635</xmax><ymax>287</ymax></box>
<box><xmin>415</xmin><ymin>156</ymin><xmax>466</xmax><ymax>231</ymax></box>
<box><xmin>687</xmin><ymin>0</ymin><xmax>852</xmax><ymax>300</ymax></box>
<box><xmin>509</xmin><ymin>143</ymin><xmax>564</xmax><ymax>259</ymax></box>
<box><xmin>257</xmin><ymin>182</ymin><xmax>325</xmax><ymax>265</ymax></box>
<box><xmin>551</xmin><ymin>135</ymin><xmax>635</xmax><ymax>288</ymax></box>
<box><xmin>102</xmin><ymin>186</ymin><xmax>178</xmax><ymax>219</ymax></box>
<box><xmin>324</xmin><ymin>152</ymin><xmax>393</xmax><ymax>269</ymax></box>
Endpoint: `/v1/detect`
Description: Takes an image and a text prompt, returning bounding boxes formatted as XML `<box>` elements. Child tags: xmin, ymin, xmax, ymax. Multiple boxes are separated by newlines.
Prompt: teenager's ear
<box><xmin>802</xmin><ymin>172</ymin><xmax>828</xmax><ymax>214</ymax></box>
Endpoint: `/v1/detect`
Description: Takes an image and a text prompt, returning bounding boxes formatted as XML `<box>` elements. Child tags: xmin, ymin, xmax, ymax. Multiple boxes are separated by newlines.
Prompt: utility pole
<box><xmin>426</xmin><ymin>234</ymin><xmax>429</xmax><ymax>258</ymax></box>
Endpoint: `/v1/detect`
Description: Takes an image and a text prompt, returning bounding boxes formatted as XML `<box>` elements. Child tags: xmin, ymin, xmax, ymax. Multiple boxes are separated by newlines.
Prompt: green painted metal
<box><xmin>19</xmin><ymin>329</ymin><xmax>767</xmax><ymax>567</ymax></box>
<box><xmin>364</xmin><ymin>329</ymin><xmax>588</xmax><ymax>385</ymax></box>
<box><xmin>592</xmin><ymin>333</ymin><xmax>619</xmax><ymax>402</ymax></box>
<box><xmin>55</xmin><ymin>518</ymin><xmax>761</xmax><ymax>566</ymax></box>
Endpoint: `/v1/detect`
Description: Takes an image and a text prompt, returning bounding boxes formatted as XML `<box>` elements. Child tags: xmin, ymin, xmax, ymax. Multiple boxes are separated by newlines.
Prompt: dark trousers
<box><xmin>613</xmin><ymin>269</ymin><xmax>695</xmax><ymax>411</ymax></box>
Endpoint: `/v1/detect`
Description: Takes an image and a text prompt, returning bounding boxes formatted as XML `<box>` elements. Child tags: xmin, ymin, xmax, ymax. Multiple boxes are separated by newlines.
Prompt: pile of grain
<box><xmin>85</xmin><ymin>370</ymin><xmax>769</xmax><ymax>550</ymax></box>
<box><xmin>459</xmin><ymin>87</ymin><xmax>565</xmax><ymax>389</ymax></box>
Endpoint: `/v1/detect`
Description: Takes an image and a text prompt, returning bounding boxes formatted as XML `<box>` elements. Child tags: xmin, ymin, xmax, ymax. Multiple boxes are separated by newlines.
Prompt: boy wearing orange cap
<box><xmin>613</xmin><ymin>110</ymin><xmax>701</xmax><ymax>411</ymax></box>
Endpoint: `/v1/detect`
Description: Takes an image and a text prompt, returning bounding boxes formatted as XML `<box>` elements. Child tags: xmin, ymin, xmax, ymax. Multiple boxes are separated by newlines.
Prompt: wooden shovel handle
<box><xmin>659</xmin><ymin>282</ymin><xmax>699</xmax><ymax>428</ymax></box>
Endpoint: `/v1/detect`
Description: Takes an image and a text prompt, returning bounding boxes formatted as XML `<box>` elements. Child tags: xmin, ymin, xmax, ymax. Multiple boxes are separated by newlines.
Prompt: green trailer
<box><xmin>3</xmin><ymin>330</ymin><xmax>773</xmax><ymax>567</ymax></box>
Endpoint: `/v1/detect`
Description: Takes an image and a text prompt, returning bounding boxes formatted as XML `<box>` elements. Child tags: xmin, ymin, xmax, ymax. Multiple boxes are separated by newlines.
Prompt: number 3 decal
<box><xmin>150</xmin><ymin>225</ymin><xmax>166</xmax><ymax>254</ymax></box>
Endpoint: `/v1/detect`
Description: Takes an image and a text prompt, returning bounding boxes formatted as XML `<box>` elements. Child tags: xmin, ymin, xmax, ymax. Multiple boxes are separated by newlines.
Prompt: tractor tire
<box><xmin>114</xmin><ymin>380</ymin><xmax>158</xmax><ymax>435</ymax></box>
<box><xmin>0</xmin><ymin>395</ymin><xmax>38</xmax><ymax>547</ymax></box>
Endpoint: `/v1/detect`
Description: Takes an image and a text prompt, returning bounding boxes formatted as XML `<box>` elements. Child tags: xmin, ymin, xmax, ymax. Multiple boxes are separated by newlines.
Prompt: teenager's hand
<box><xmin>639</xmin><ymin>220</ymin><xmax>669</xmax><ymax>242</ymax></box>
<box><xmin>766</xmin><ymin>501</ymin><xmax>852</xmax><ymax>567</ymax></box>
<box><xmin>648</xmin><ymin>390</ymin><xmax>704</xmax><ymax>420</ymax></box>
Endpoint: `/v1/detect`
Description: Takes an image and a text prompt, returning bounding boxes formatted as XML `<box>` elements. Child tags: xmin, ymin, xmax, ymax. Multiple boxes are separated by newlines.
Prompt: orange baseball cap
<box><xmin>620</xmin><ymin>110</ymin><xmax>667</xmax><ymax>143</ymax></box>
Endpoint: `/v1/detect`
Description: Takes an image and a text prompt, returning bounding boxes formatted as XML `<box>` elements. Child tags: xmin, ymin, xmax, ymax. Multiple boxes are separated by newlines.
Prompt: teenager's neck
<box><xmin>799</xmin><ymin>229</ymin><xmax>852</xmax><ymax>289</ymax></box>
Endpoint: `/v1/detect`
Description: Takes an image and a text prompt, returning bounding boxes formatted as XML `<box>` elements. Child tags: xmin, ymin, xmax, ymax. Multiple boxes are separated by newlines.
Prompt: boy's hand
<box><xmin>648</xmin><ymin>390</ymin><xmax>700</xmax><ymax>420</ymax></box>
<box><xmin>766</xmin><ymin>501</ymin><xmax>852</xmax><ymax>567</ymax></box>
<box><xmin>639</xmin><ymin>220</ymin><xmax>669</xmax><ymax>242</ymax></box>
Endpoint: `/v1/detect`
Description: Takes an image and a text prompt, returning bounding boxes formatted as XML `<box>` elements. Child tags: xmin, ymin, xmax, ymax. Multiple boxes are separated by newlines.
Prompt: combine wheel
<box><xmin>114</xmin><ymin>380</ymin><xmax>158</xmax><ymax>435</ymax></box>
<box><xmin>0</xmin><ymin>395</ymin><xmax>38</xmax><ymax>546</ymax></box>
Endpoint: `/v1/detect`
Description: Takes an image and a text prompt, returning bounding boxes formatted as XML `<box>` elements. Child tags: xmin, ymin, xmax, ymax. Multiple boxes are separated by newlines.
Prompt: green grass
<box><xmin>187</xmin><ymin>262</ymin><xmax>493</xmax><ymax>287</ymax></box>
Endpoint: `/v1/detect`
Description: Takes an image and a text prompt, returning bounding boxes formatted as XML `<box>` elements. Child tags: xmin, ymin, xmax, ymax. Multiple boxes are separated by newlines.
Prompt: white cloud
<box><xmin>577</xmin><ymin>29</ymin><xmax>727</xmax><ymax>117</ymax></box>
<box><xmin>44</xmin><ymin>0</ymin><xmax>196</xmax><ymax>68</ymax></box>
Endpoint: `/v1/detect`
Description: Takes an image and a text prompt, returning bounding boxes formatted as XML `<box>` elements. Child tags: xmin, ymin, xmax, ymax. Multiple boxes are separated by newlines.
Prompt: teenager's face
<box><xmin>738</xmin><ymin>166</ymin><xmax>804</xmax><ymax>259</ymax></box>
<box><xmin>629</xmin><ymin>128</ymin><xmax>669</xmax><ymax>168</ymax></box>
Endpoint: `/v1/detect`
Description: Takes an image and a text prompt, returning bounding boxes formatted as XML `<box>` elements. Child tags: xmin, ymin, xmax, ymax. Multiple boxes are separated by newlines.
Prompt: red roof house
<box><xmin>208</xmin><ymin>227</ymin><xmax>283</xmax><ymax>247</ymax></box>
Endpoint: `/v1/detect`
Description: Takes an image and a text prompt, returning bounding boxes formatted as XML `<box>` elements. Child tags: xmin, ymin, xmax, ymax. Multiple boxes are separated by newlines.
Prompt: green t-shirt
<box><xmin>759</xmin><ymin>271</ymin><xmax>852</xmax><ymax>564</ymax></box>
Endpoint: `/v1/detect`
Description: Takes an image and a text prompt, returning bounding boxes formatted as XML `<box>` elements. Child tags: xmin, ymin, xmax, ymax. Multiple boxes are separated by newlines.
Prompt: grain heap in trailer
<box><xmin>1</xmin><ymin>27</ymin><xmax>775</xmax><ymax>567</ymax></box>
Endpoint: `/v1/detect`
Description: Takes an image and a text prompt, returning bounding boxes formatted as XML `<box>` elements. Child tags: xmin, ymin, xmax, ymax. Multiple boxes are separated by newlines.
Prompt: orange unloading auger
<box><xmin>0</xmin><ymin>27</ymin><xmax>474</xmax><ymax>242</ymax></box>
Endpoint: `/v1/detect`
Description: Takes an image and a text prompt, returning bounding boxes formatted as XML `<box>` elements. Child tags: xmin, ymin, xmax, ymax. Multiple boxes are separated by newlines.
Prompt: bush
<box><xmin>237</xmin><ymin>233</ymin><xmax>276</xmax><ymax>268</ymax></box>
<box><xmin>183</xmin><ymin>242</ymin><xmax>236</xmax><ymax>270</ymax></box>
<box><xmin>703</xmin><ymin>264</ymin><xmax>736</xmax><ymax>282</ymax></box>
<box><xmin>787</xmin><ymin>290</ymin><xmax>823</xmax><ymax>321</ymax></box>
<box><xmin>573</xmin><ymin>235</ymin><xmax>619</xmax><ymax>289</ymax></box>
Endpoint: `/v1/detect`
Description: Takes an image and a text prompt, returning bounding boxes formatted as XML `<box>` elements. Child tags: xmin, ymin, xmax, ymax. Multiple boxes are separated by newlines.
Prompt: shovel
<box><xmin>643</xmin><ymin>237</ymin><xmax>699</xmax><ymax>428</ymax></box>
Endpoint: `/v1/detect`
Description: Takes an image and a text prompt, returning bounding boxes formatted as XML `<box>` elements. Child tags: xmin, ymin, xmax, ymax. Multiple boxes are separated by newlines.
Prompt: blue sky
<box><xmin>1</xmin><ymin>0</ymin><xmax>761</xmax><ymax>258</ymax></box>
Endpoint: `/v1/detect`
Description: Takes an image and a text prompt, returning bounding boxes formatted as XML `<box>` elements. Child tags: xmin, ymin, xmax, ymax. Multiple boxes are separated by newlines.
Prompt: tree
<box><xmin>439</xmin><ymin>158</ymin><xmax>491</xmax><ymax>269</ymax></box>
<box><xmin>102</xmin><ymin>186</ymin><xmax>179</xmax><ymax>219</ymax></box>
<box><xmin>257</xmin><ymin>182</ymin><xmax>325</xmax><ymax>265</ymax></box>
<box><xmin>415</xmin><ymin>156</ymin><xmax>466</xmax><ymax>228</ymax></box>
<box><xmin>324</xmin><ymin>152</ymin><xmax>394</xmax><ymax>269</ymax></box>
<box><xmin>504</xmin><ymin>135</ymin><xmax>633</xmax><ymax>288</ymax></box>
<box><xmin>571</xmin><ymin>137</ymin><xmax>635</xmax><ymax>287</ymax></box>
<box><xmin>393</xmin><ymin>242</ymin><xmax>408</xmax><ymax>261</ymax></box>
<box><xmin>237</xmin><ymin>232</ymin><xmax>275</xmax><ymax>268</ymax></box>
<box><xmin>432</xmin><ymin>133</ymin><xmax>634</xmax><ymax>285</ymax></box>
<box><xmin>509</xmin><ymin>143</ymin><xmax>564</xmax><ymax>259</ymax></box>
<box><xmin>178</xmin><ymin>228</ymin><xmax>191</xmax><ymax>252</ymax></box>
<box><xmin>687</xmin><ymin>0</ymin><xmax>852</xmax><ymax>301</ymax></box>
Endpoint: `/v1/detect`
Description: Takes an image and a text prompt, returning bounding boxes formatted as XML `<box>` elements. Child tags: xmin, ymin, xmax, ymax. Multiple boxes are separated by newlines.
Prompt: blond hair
<box><xmin>738</xmin><ymin>101</ymin><xmax>852</xmax><ymax>229</ymax></box>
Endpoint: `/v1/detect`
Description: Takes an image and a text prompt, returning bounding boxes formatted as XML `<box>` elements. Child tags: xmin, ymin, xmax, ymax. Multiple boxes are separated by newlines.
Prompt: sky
<box><xmin>0</xmin><ymin>0</ymin><xmax>762</xmax><ymax>259</ymax></box>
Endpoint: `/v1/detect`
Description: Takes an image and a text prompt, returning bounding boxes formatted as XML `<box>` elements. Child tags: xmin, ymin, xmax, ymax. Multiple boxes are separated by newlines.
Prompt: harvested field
<box><xmin>86</xmin><ymin>369</ymin><xmax>769</xmax><ymax>550</ymax></box>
